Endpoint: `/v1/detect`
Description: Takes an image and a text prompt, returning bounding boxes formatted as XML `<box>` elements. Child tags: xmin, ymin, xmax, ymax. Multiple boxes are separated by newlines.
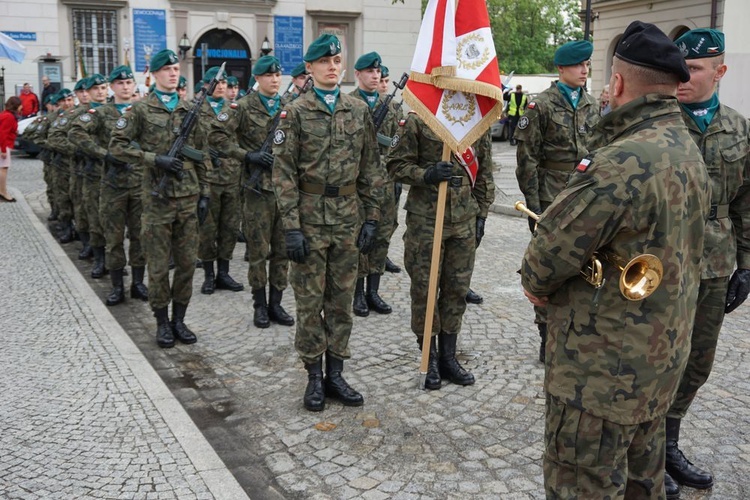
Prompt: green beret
<box><xmin>59</xmin><ymin>88</ymin><xmax>73</xmax><ymax>98</ymax></box>
<box><xmin>253</xmin><ymin>56</ymin><xmax>282</xmax><ymax>76</ymax></box>
<box><xmin>554</xmin><ymin>40</ymin><xmax>593</xmax><ymax>66</ymax></box>
<box><xmin>204</xmin><ymin>66</ymin><xmax>225</xmax><ymax>82</ymax></box>
<box><xmin>238</xmin><ymin>89</ymin><xmax>247</xmax><ymax>98</ymax></box>
<box><xmin>291</xmin><ymin>62</ymin><xmax>308</xmax><ymax>78</ymax></box>
<box><xmin>43</xmin><ymin>94</ymin><xmax>54</xmax><ymax>105</ymax></box>
<box><xmin>355</xmin><ymin>52</ymin><xmax>382</xmax><ymax>71</ymax></box>
<box><xmin>74</xmin><ymin>79</ymin><xmax>88</xmax><ymax>91</ymax></box>
<box><xmin>109</xmin><ymin>65</ymin><xmax>135</xmax><ymax>82</ymax></box>
<box><xmin>177</xmin><ymin>76</ymin><xmax>187</xmax><ymax>89</ymax></box>
<box><xmin>194</xmin><ymin>81</ymin><xmax>204</xmax><ymax>94</ymax></box>
<box><xmin>48</xmin><ymin>92</ymin><xmax>61</xmax><ymax>105</ymax></box>
<box><xmin>380</xmin><ymin>65</ymin><xmax>390</xmax><ymax>79</ymax></box>
<box><xmin>303</xmin><ymin>33</ymin><xmax>341</xmax><ymax>62</ymax></box>
<box><xmin>226</xmin><ymin>76</ymin><xmax>239</xmax><ymax>87</ymax></box>
<box><xmin>149</xmin><ymin>49</ymin><xmax>179</xmax><ymax>72</ymax></box>
<box><xmin>616</xmin><ymin>21</ymin><xmax>690</xmax><ymax>83</ymax></box>
<box><xmin>85</xmin><ymin>74</ymin><xmax>106</xmax><ymax>89</ymax></box>
<box><xmin>675</xmin><ymin>28</ymin><xmax>725</xmax><ymax>59</ymax></box>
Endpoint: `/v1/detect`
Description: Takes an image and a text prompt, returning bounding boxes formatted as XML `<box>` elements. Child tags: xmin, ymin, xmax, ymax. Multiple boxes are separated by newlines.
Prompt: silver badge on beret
<box><xmin>517</xmin><ymin>116</ymin><xmax>529</xmax><ymax>130</ymax></box>
<box><xmin>79</xmin><ymin>114</ymin><xmax>92</xmax><ymax>123</ymax></box>
<box><xmin>273</xmin><ymin>130</ymin><xmax>286</xmax><ymax>145</ymax></box>
<box><xmin>329</xmin><ymin>42</ymin><xmax>336</xmax><ymax>53</ymax></box>
<box><xmin>217</xmin><ymin>112</ymin><xmax>229</xmax><ymax>122</ymax></box>
<box><xmin>115</xmin><ymin>117</ymin><xmax>128</xmax><ymax>129</ymax></box>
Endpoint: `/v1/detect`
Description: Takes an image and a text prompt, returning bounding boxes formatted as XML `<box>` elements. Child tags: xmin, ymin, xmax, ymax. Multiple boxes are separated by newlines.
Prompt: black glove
<box><xmin>423</xmin><ymin>161</ymin><xmax>453</xmax><ymax>185</ymax></box>
<box><xmin>285</xmin><ymin>229</ymin><xmax>310</xmax><ymax>264</ymax></box>
<box><xmin>394</xmin><ymin>182</ymin><xmax>403</xmax><ymax>206</ymax></box>
<box><xmin>209</xmin><ymin>149</ymin><xmax>222</xmax><ymax>169</ymax></box>
<box><xmin>357</xmin><ymin>220</ymin><xmax>378</xmax><ymax>254</ymax></box>
<box><xmin>154</xmin><ymin>154</ymin><xmax>183</xmax><ymax>175</ymax></box>
<box><xmin>475</xmin><ymin>217</ymin><xmax>486</xmax><ymax>248</ymax></box>
<box><xmin>245</xmin><ymin>150</ymin><xmax>275</xmax><ymax>170</ymax></box>
<box><xmin>104</xmin><ymin>152</ymin><xmax>127</xmax><ymax>168</ymax></box>
<box><xmin>197</xmin><ymin>196</ymin><xmax>210</xmax><ymax>226</ymax></box>
<box><xmin>725</xmin><ymin>268</ymin><xmax>750</xmax><ymax>314</ymax></box>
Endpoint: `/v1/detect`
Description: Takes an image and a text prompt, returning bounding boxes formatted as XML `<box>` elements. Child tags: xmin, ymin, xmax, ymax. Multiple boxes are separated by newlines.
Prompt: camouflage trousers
<box><xmin>291</xmin><ymin>220</ymin><xmax>359</xmax><ymax>364</ymax></box>
<box><xmin>83</xmin><ymin>175</ymin><xmax>103</xmax><ymax>246</ymax></box>
<box><xmin>198</xmin><ymin>183</ymin><xmax>240</xmax><ymax>262</ymax></box>
<box><xmin>43</xmin><ymin>161</ymin><xmax>55</xmax><ymax>211</ymax></box>
<box><xmin>52</xmin><ymin>160</ymin><xmax>73</xmax><ymax>224</ymax></box>
<box><xmin>544</xmin><ymin>394</ymin><xmax>666</xmax><ymax>499</ymax></box>
<box><xmin>243</xmin><ymin>189</ymin><xmax>288</xmax><ymax>290</ymax></box>
<box><xmin>101</xmin><ymin>183</ymin><xmax>145</xmax><ymax>271</ymax></box>
<box><xmin>70</xmin><ymin>170</ymin><xmax>88</xmax><ymax>232</ymax></box>
<box><xmin>358</xmin><ymin>180</ymin><xmax>398</xmax><ymax>278</ymax></box>
<box><xmin>141</xmin><ymin>194</ymin><xmax>199</xmax><ymax>310</ymax></box>
<box><xmin>668</xmin><ymin>276</ymin><xmax>730</xmax><ymax>419</ymax></box>
<box><xmin>403</xmin><ymin>212</ymin><xmax>475</xmax><ymax>337</ymax></box>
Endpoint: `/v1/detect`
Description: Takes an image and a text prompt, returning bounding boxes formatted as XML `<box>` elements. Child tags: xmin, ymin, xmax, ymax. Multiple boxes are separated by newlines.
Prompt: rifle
<box><xmin>372</xmin><ymin>72</ymin><xmax>408</xmax><ymax>132</ymax></box>
<box><xmin>152</xmin><ymin>62</ymin><xmax>227</xmax><ymax>198</ymax></box>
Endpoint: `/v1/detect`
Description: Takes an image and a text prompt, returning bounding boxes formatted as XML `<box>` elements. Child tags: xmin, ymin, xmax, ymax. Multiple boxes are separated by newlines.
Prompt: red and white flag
<box><xmin>403</xmin><ymin>0</ymin><xmax>504</xmax><ymax>152</ymax></box>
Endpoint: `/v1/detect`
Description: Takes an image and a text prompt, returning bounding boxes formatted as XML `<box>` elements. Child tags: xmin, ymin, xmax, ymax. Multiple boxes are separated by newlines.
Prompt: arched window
<box><xmin>193</xmin><ymin>29</ymin><xmax>252</xmax><ymax>90</ymax></box>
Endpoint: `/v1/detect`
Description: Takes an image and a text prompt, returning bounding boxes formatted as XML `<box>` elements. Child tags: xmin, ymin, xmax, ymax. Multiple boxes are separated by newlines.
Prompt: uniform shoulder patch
<box><xmin>391</xmin><ymin>134</ymin><xmax>400</xmax><ymax>148</ymax></box>
<box><xmin>280</xmin><ymin>110</ymin><xmax>288</xmax><ymax>119</ymax></box>
<box><xmin>115</xmin><ymin>117</ymin><xmax>128</xmax><ymax>129</ymax></box>
<box><xmin>398</xmin><ymin>118</ymin><xmax>406</xmax><ymax>127</ymax></box>
<box><xmin>88</xmin><ymin>108</ymin><xmax>97</xmax><ymax>114</ymax></box>
<box><xmin>517</xmin><ymin>116</ymin><xmax>530</xmax><ymax>130</ymax></box>
<box><xmin>217</xmin><ymin>112</ymin><xmax>229</xmax><ymax>122</ymax></box>
<box><xmin>273</xmin><ymin>129</ymin><xmax>286</xmax><ymax>145</ymax></box>
<box><xmin>230</xmin><ymin>102</ymin><xmax>238</xmax><ymax>109</ymax></box>
<box><xmin>79</xmin><ymin>113</ymin><xmax>92</xmax><ymax>123</ymax></box>
<box><xmin>576</xmin><ymin>158</ymin><xmax>592</xmax><ymax>172</ymax></box>
<box><xmin>527</xmin><ymin>102</ymin><xmax>536</xmax><ymax>109</ymax></box>
<box><xmin>59</xmin><ymin>117</ymin><xmax>68</xmax><ymax>126</ymax></box>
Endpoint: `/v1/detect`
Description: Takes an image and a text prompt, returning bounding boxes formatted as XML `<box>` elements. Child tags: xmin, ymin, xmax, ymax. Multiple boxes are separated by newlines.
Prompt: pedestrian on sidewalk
<box><xmin>0</xmin><ymin>96</ymin><xmax>23</xmax><ymax>202</ymax></box>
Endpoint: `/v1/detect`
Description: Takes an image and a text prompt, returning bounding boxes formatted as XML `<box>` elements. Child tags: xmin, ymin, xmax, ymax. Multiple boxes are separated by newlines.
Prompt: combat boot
<box><xmin>353</xmin><ymin>277</ymin><xmax>369</xmax><ymax>317</ymax></box>
<box><xmin>324</xmin><ymin>353</ymin><xmax>364</xmax><ymax>406</ymax></box>
<box><xmin>130</xmin><ymin>266</ymin><xmax>149</xmax><ymax>301</ymax></box>
<box><xmin>47</xmin><ymin>208</ymin><xmax>58</xmax><ymax>221</ymax></box>
<box><xmin>244</xmin><ymin>245</ymin><xmax>249</xmax><ymax>262</ymax></box>
<box><xmin>105</xmin><ymin>268</ymin><xmax>125</xmax><ymax>306</ymax></box>
<box><xmin>438</xmin><ymin>333</ymin><xmax>475</xmax><ymax>386</ymax></box>
<box><xmin>466</xmin><ymin>288</ymin><xmax>483</xmax><ymax>304</ymax></box>
<box><xmin>417</xmin><ymin>337</ymin><xmax>441</xmax><ymax>390</ymax></box>
<box><xmin>215</xmin><ymin>259</ymin><xmax>244</xmax><ymax>291</ymax></box>
<box><xmin>303</xmin><ymin>359</ymin><xmax>325</xmax><ymax>412</ymax></box>
<box><xmin>200</xmin><ymin>261</ymin><xmax>215</xmax><ymax>295</ymax></box>
<box><xmin>252</xmin><ymin>287</ymin><xmax>270</xmax><ymax>328</ymax></box>
<box><xmin>59</xmin><ymin>221</ymin><xmax>74</xmax><ymax>244</ymax></box>
<box><xmin>665</xmin><ymin>417</ymin><xmax>713</xmax><ymax>489</ymax></box>
<box><xmin>665</xmin><ymin>471</ymin><xmax>680</xmax><ymax>500</ymax></box>
<box><xmin>154</xmin><ymin>307</ymin><xmax>174</xmax><ymax>348</ymax></box>
<box><xmin>366</xmin><ymin>274</ymin><xmax>392</xmax><ymax>314</ymax></box>
<box><xmin>384</xmin><ymin>257</ymin><xmax>401</xmax><ymax>273</ymax></box>
<box><xmin>538</xmin><ymin>323</ymin><xmax>547</xmax><ymax>363</ymax></box>
<box><xmin>171</xmin><ymin>302</ymin><xmax>198</xmax><ymax>344</ymax></box>
<box><xmin>91</xmin><ymin>246</ymin><xmax>106</xmax><ymax>279</ymax></box>
<box><xmin>78</xmin><ymin>231</ymin><xmax>92</xmax><ymax>260</ymax></box>
<box><xmin>268</xmin><ymin>285</ymin><xmax>295</xmax><ymax>326</ymax></box>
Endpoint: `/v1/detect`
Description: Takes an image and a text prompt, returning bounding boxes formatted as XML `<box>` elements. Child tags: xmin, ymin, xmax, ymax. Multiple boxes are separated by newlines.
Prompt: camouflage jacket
<box><xmin>109</xmin><ymin>92</ymin><xmax>210</xmax><ymax>199</ymax></box>
<box><xmin>272</xmin><ymin>90</ymin><xmax>384</xmax><ymax>230</ymax></box>
<box><xmin>386</xmin><ymin>113</ymin><xmax>495</xmax><ymax>223</ymax></box>
<box><xmin>21</xmin><ymin>115</ymin><xmax>46</xmax><ymax>144</ymax></box>
<box><xmin>514</xmin><ymin>83</ymin><xmax>599</xmax><ymax>211</ymax></box>
<box><xmin>681</xmin><ymin>104</ymin><xmax>750</xmax><ymax>278</ymax></box>
<box><xmin>521</xmin><ymin>95</ymin><xmax>711</xmax><ymax>425</ymax></box>
<box><xmin>47</xmin><ymin>106</ymin><xmax>89</xmax><ymax>158</ymax></box>
<box><xmin>348</xmin><ymin>89</ymin><xmax>401</xmax><ymax>163</ymax></box>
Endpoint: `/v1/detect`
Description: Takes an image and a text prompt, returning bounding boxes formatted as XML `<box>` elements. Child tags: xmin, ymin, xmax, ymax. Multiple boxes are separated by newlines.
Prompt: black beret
<box><xmin>615</xmin><ymin>21</ymin><xmax>690</xmax><ymax>83</ymax></box>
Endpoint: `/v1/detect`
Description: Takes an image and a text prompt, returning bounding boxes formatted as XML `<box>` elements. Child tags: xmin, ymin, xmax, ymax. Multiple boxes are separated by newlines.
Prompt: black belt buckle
<box><xmin>449</xmin><ymin>176</ymin><xmax>462</xmax><ymax>188</ymax></box>
<box><xmin>324</xmin><ymin>184</ymin><xmax>339</xmax><ymax>197</ymax></box>
<box><xmin>708</xmin><ymin>205</ymin><xmax>717</xmax><ymax>220</ymax></box>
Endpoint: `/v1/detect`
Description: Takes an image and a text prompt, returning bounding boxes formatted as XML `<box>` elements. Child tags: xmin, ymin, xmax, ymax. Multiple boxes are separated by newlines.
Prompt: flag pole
<box><xmin>418</xmin><ymin>143</ymin><xmax>451</xmax><ymax>389</ymax></box>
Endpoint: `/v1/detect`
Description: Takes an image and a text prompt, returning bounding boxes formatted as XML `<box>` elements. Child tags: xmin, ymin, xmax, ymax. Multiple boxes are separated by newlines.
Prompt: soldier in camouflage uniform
<box><xmin>226</xmin><ymin>76</ymin><xmax>239</xmax><ymax>102</ymax></box>
<box><xmin>45</xmin><ymin>88</ymin><xmax>77</xmax><ymax>243</ymax></box>
<box><xmin>386</xmin><ymin>114</ymin><xmax>495</xmax><ymax>390</ymax></box>
<box><xmin>109</xmin><ymin>49</ymin><xmax>211</xmax><ymax>349</ymax></box>
<box><xmin>22</xmin><ymin>100</ymin><xmax>57</xmax><ymax>219</ymax></box>
<box><xmin>176</xmin><ymin>76</ymin><xmax>188</xmax><ymax>101</ymax></box>
<box><xmin>209</xmin><ymin>56</ymin><xmax>295</xmax><ymax>328</ymax></box>
<box><xmin>272</xmin><ymin>34</ymin><xmax>384</xmax><ymax>412</ymax></box>
<box><xmin>349</xmin><ymin>52</ymin><xmax>400</xmax><ymax>318</ymax></box>
<box><xmin>514</xmin><ymin>40</ymin><xmax>600</xmax><ymax>363</ymax></box>
<box><xmin>68</xmin><ymin>80</ymin><xmax>92</xmax><ymax>256</ymax></box>
<box><xmin>521</xmin><ymin>22</ymin><xmax>711</xmax><ymax>498</ymax></box>
<box><xmin>659</xmin><ymin>29</ymin><xmax>750</xmax><ymax>497</ymax></box>
<box><xmin>287</xmin><ymin>63</ymin><xmax>309</xmax><ymax>100</ymax></box>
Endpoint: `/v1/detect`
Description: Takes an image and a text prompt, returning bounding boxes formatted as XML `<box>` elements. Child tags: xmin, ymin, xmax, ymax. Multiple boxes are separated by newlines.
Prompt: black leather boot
<box><xmin>47</xmin><ymin>209</ymin><xmax>58</xmax><ymax>221</ymax></box>
<box><xmin>324</xmin><ymin>353</ymin><xmax>364</xmax><ymax>406</ymax></box>
<box><xmin>215</xmin><ymin>259</ymin><xmax>244</xmax><ymax>291</ymax></box>
<box><xmin>465</xmin><ymin>288</ymin><xmax>483</xmax><ymax>304</ymax></box>
<box><xmin>244</xmin><ymin>245</ymin><xmax>249</xmax><ymax>262</ymax></box>
<box><xmin>353</xmin><ymin>277</ymin><xmax>369</xmax><ymax>317</ymax></box>
<box><xmin>303</xmin><ymin>359</ymin><xmax>325</xmax><ymax>412</ymax></box>
<box><xmin>168</xmin><ymin>255</ymin><xmax>175</xmax><ymax>270</ymax></box>
<box><xmin>384</xmin><ymin>257</ymin><xmax>401</xmax><ymax>273</ymax></box>
<box><xmin>665</xmin><ymin>471</ymin><xmax>680</xmax><ymax>500</ymax></box>
<box><xmin>366</xmin><ymin>274</ymin><xmax>392</xmax><ymax>314</ymax></box>
<box><xmin>195</xmin><ymin>259</ymin><xmax>203</xmax><ymax>269</ymax></box>
<box><xmin>237</xmin><ymin>230</ymin><xmax>247</xmax><ymax>243</ymax></box>
<box><xmin>106</xmin><ymin>268</ymin><xmax>126</xmax><ymax>306</ymax></box>
<box><xmin>130</xmin><ymin>266</ymin><xmax>149</xmax><ymax>301</ymax></box>
<box><xmin>665</xmin><ymin>418</ymin><xmax>713</xmax><ymax>489</ymax></box>
<box><xmin>154</xmin><ymin>307</ymin><xmax>174</xmax><ymax>348</ymax></box>
<box><xmin>538</xmin><ymin>323</ymin><xmax>547</xmax><ymax>363</ymax></box>
<box><xmin>417</xmin><ymin>337</ymin><xmax>441</xmax><ymax>390</ymax></box>
<box><xmin>78</xmin><ymin>232</ymin><xmax>92</xmax><ymax>260</ymax></box>
<box><xmin>91</xmin><ymin>246</ymin><xmax>106</xmax><ymax>279</ymax></box>
<box><xmin>438</xmin><ymin>333</ymin><xmax>475</xmax><ymax>386</ymax></box>
<box><xmin>59</xmin><ymin>221</ymin><xmax>74</xmax><ymax>244</ymax></box>
<box><xmin>252</xmin><ymin>287</ymin><xmax>270</xmax><ymax>328</ymax></box>
<box><xmin>200</xmin><ymin>261</ymin><xmax>215</xmax><ymax>295</ymax></box>
<box><xmin>171</xmin><ymin>302</ymin><xmax>198</xmax><ymax>344</ymax></box>
<box><xmin>268</xmin><ymin>285</ymin><xmax>295</xmax><ymax>326</ymax></box>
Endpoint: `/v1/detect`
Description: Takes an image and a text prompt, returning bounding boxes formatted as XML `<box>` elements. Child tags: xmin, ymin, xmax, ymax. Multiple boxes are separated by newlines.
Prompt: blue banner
<box><xmin>133</xmin><ymin>9</ymin><xmax>167</xmax><ymax>73</ymax></box>
<box><xmin>274</xmin><ymin>16</ymin><xmax>304</xmax><ymax>75</ymax></box>
<box><xmin>2</xmin><ymin>31</ymin><xmax>36</xmax><ymax>42</ymax></box>
<box><xmin>194</xmin><ymin>48</ymin><xmax>248</xmax><ymax>60</ymax></box>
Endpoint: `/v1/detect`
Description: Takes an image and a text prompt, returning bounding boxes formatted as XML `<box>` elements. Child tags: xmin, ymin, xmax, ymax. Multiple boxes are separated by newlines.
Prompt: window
<box><xmin>313</xmin><ymin>17</ymin><xmax>358</xmax><ymax>84</ymax></box>
<box><xmin>72</xmin><ymin>9</ymin><xmax>118</xmax><ymax>78</ymax></box>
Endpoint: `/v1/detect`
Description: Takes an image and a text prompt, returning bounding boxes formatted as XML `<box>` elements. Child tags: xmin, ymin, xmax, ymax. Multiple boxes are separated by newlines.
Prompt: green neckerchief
<box><xmin>90</xmin><ymin>102</ymin><xmax>104</xmax><ymax>109</ymax></box>
<box><xmin>258</xmin><ymin>93</ymin><xmax>281</xmax><ymax>116</ymax></box>
<box><xmin>313</xmin><ymin>87</ymin><xmax>340</xmax><ymax>113</ymax></box>
<box><xmin>207</xmin><ymin>96</ymin><xmax>225</xmax><ymax>116</ymax></box>
<box><xmin>557</xmin><ymin>82</ymin><xmax>582</xmax><ymax>109</ymax></box>
<box><xmin>153</xmin><ymin>89</ymin><xmax>179</xmax><ymax>112</ymax></box>
<box><xmin>681</xmin><ymin>93</ymin><xmax>720</xmax><ymax>133</ymax></box>
<box><xmin>115</xmin><ymin>103</ymin><xmax>131</xmax><ymax>115</ymax></box>
<box><xmin>358</xmin><ymin>88</ymin><xmax>379</xmax><ymax>109</ymax></box>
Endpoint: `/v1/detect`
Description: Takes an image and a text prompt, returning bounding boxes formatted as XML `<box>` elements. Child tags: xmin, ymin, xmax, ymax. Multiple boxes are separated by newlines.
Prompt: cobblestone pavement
<box><xmin>6</xmin><ymin>140</ymin><xmax>750</xmax><ymax>499</ymax></box>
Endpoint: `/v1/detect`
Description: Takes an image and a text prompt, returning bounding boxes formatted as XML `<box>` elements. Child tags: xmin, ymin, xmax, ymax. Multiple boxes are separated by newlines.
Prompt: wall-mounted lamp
<box><xmin>260</xmin><ymin>36</ymin><xmax>273</xmax><ymax>56</ymax></box>
<box><xmin>178</xmin><ymin>33</ymin><xmax>192</xmax><ymax>60</ymax></box>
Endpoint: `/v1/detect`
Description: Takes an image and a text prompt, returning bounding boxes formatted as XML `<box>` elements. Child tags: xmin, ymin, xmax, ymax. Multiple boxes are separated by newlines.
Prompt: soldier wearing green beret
<box><xmin>23</xmin><ymin>102</ymin><xmax>58</xmax><ymax>219</ymax></box>
<box><xmin>377</xmin><ymin>64</ymin><xmax>390</xmax><ymax>94</ymax></box>
<box><xmin>195</xmin><ymin>66</ymin><xmax>244</xmax><ymax>296</ymax></box>
<box><xmin>286</xmin><ymin>62</ymin><xmax>310</xmax><ymax>100</ymax></box>
<box><xmin>521</xmin><ymin>21</ymin><xmax>710</xmax><ymax>497</ymax></box>
<box><xmin>109</xmin><ymin>49</ymin><xmax>211</xmax><ymax>348</ymax></box>
<box><xmin>659</xmin><ymin>28</ymin><xmax>750</xmax><ymax>496</ymax></box>
<box><xmin>272</xmin><ymin>34</ymin><xmax>385</xmax><ymax>411</ymax></box>
<box><xmin>176</xmin><ymin>76</ymin><xmax>188</xmax><ymax>100</ymax></box>
<box><xmin>514</xmin><ymin>39</ymin><xmax>600</xmax><ymax>363</ymax></box>
<box><xmin>225</xmin><ymin>76</ymin><xmax>239</xmax><ymax>101</ymax></box>
<box><xmin>67</xmin><ymin>79</ymin><xmax>93</xmax><ymax>256</ymax></box>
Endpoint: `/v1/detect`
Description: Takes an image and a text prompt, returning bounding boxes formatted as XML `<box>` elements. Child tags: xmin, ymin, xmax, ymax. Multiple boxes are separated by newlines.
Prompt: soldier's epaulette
<box><xmin>230</xmin><ymin>102</ymin><xmax>238</xmax><ymax>109</ymax></box>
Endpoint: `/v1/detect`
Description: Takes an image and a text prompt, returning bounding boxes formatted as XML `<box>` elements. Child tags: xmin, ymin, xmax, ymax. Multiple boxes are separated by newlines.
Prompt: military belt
<box><xmin>180</xmin><ymin>145</ymin><xmax>204</xmax><ymax>162</ymax></box>
<box><xmin>300</xmin><ymin>181</ymin><xmax>357</xmax><ymax>197</ymax></box>
<box><xmin>541</xmin><ymin>160</ymin><xmax>576</xmax><ymax>172</ymax></box>
<box><xmin>708</xmin><ymin>204</ymin><xmax>729</xmax><ymax>220</ymax></box>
